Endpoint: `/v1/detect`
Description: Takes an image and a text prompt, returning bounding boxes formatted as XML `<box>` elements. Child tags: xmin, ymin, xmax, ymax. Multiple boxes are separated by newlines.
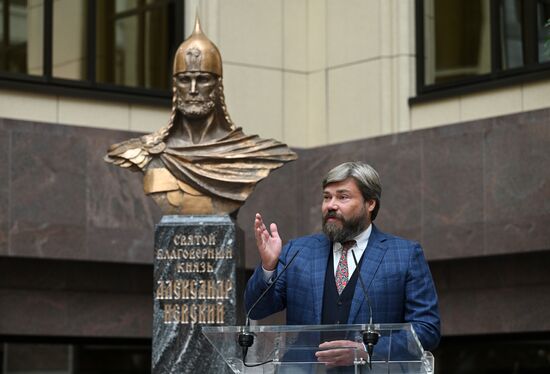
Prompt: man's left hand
<box><xmin>315</xmin><ymin>340</ymin><xmax>367</xmax><ymax>368</ymax></box>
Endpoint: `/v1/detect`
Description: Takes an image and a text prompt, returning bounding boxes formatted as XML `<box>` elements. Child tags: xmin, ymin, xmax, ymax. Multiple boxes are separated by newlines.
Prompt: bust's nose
<box><xmin>189</xmin><ymin>78</ymin><xmax>198</xmax><ymax>94</ymax></box>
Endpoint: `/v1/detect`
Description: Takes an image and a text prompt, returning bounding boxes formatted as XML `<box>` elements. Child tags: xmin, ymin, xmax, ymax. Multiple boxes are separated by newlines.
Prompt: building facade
<box><xmin>1</xmin><ymin>0</ymin><xmax>549</xmax><ymax>372</ymax></box>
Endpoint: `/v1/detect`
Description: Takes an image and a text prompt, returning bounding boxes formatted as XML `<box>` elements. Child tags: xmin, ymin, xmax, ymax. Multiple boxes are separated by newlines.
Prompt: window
<box><xmin>95</xmin><ymin>0</ymin><xmax>176</xmax><ymax>90</ymax></box>
<box><xmin>0</xmin><ymin>0</ymin><xmax>42</xmax><ymax>75</ymax></box>
<box><xmin>415</xmin><ymin>0</ymin><xmax>550</xmax><ymax>99</ymax></box>
<box><xmin>0</xmin><ymin>0</ymin><xmax>184</xmax><ymax>104</ymax></box>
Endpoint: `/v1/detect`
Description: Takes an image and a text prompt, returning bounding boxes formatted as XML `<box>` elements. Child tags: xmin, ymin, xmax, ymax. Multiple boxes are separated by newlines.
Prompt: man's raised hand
<box><xmin>254</xmin><ymin>213</ymin><xmax>282</xmax><ymax>271</ymax></box>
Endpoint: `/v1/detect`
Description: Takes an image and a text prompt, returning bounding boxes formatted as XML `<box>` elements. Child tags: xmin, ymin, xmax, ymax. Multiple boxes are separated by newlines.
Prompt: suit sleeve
<box><xmin>244</xmin><ymin>241</ymin><xmax>291</xmax><ymax>320</ymax></box>
<box><xmin>404</xmin><ymin>243</ymin><xmax>441</xmax><ymax>351</ymax></box>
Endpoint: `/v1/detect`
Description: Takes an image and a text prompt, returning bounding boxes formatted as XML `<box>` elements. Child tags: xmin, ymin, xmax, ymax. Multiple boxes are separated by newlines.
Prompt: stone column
<box><xmin>152</xmin><ymin>215</ymin><xmax>242</xmax><ymax>373</ymax></box>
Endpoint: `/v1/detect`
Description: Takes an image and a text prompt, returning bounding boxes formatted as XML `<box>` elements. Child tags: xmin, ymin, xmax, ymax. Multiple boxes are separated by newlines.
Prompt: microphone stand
<box><xmin>352</xmin><ymin>250</ymin><xmax>380</xmax><ymax>370</ymax></box>
<box><xmin>238</xmin><ymin>249</ymin><xmax>301</xmax><ymax>367</ymax></box>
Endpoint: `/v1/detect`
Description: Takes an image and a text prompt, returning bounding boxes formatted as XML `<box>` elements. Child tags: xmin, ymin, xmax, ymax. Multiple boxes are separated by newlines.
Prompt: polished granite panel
<box><xmin>484</xmin><ymin>115</ymin><xmax>550</xmax><ymax>255</ymax></box>
<box><xmin>365</xmin><ymin>135</ymin><xmax>423</xmax><ymax>244</ymax></box>
<box><xmin>1</xmin><ymin>109</ymin><xmax>549</xmax><ymax>267</ymax></box>
<box><xmin>85</xmin><ymin>130</ymin><xmax>160</xmax><ymax>264</ymax></box>
<box><xmin>431</xmin><ymin>251</ymin><xmax>550</xmax><ymax>335</ymax></box>
<box><xmin>0</xmin><ymin>289</ymin><xmax>69</xmax><ymax>336</ymax></box>
<box><xmin>296</xmin><ymin>150</ymin><xmax>331</xmax><ymax>234</ymax></box>
<box><xmin>430</xmin><ymin>251</ymin><xmax>550</xmax><ymax>292</ymax></box>
<box><xmin>0</xmin><ymin>118</ymin><xmax>159</xmax><ymax>264</ymax></box>
<box><xmin>0</xmin><ymin>257</ymin><xmax>152</xmax><ymax>293</ymax></box>
<box><xmin>421</xmin><ymin>129</ymin><xmax>484</xmax><ymax>259</ymax></box>
<box><xmin>10</xmin><ymin>130</ymin><xmax>87</xmax><ymax>259</ymax></box>
<box><xmin>0</xmin><ymin>105</ymin><xmax>549</xmax><ymax>349</ymax></box>
<box><xmin>236</xmin><ymin>108</ymin><xmax>550</xmax><ymax>266</ymax></box>
<box><xmin>67</xmin><ymin>292</ymin><xmax>151</xmax><ymax>337</ymax></box>
<box><xmin>438</xmin><ymin>285</ymin><xmax>550</xmax><ymax>335</ymax></box>
<box><xmin>0</xmin><ymin>289</ymin><xmax>151</xmax><ymax>337</ymax></box>
<box><xmin>0</xmin><ymin>257</ymin><xmax>152</xmax><ymax>337</ymax></box>
<box><xmin>0</xmin><ymin>129</ymin><xmax>8</xmax><ymax>255</ymax></box>
<box><xmin>237</xmin><ymin>155</ymin><xmax>303</xmax><ymax>269</ymax></box>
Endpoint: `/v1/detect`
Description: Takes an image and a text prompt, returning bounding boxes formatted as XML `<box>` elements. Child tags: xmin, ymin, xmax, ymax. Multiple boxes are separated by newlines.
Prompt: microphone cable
<box><xmin>239</xmin><ymin>249</ymin><xmax>301</xmax><ymax>368</ymax></box>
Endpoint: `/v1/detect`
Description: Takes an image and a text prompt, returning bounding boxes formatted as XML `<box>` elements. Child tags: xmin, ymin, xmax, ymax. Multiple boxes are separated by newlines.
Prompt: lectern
<box><xmin>203</xmin><ymin>323</ymin><xmax>434</xmax><ymax>373</ymax></box>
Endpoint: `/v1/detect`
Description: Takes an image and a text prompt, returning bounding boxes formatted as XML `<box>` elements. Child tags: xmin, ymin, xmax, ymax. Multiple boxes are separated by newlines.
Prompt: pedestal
<box><xmin>152</xmin><ymin>215</ymin><xmax>241</xmax><ymax>373</ymax></box>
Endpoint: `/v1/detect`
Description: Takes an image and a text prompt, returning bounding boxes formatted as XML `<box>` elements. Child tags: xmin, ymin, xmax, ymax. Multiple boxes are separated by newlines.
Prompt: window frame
<box><xmin>412</xmin><ymin>0</ymin><xmax>550</xmax><ymax>104</ymax></box>
<box><xmin>0</xmin><ymin>0</ymin><xmax>184</xmax><ymax>106</ymax></box>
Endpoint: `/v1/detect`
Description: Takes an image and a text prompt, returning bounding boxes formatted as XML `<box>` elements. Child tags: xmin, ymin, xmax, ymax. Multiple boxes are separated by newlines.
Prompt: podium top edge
<box><xmin>201</xmin><ymin>323</ymin><xmax>415</xmax><ymax>333</ymax></box>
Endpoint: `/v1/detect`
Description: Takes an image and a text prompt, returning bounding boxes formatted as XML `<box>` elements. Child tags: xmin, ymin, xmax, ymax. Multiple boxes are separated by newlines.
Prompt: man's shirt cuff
<box><xmin>262</xmin><ymin>267</ymin><xmax>275</xmax><ymax>283</ymax></box>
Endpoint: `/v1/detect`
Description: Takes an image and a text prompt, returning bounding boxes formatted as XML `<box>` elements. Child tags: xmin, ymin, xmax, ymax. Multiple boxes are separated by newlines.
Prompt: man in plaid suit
<box><xmin>245</xmin><ymin>161</ymin><xmax>440</xmax><ymax>369</ymax></box>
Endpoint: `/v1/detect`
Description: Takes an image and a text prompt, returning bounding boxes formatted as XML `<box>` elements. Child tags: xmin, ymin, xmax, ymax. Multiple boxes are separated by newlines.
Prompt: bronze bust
<box><xmin>105</xmin><ymin>17</ymin><xmax>297</xmax><ymax>215</ymax></box>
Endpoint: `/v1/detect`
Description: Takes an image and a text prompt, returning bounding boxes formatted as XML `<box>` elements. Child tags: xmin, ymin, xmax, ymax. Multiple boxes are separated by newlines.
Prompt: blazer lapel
<box><xmin>311</xmin><ymin>236</ymin><xmax>331</xmax><ymax>324</ymax></box>
<box><xmin>348</xmin><ymin>225</ymin><xmax>388</xmax><ymax>323</ymax></box>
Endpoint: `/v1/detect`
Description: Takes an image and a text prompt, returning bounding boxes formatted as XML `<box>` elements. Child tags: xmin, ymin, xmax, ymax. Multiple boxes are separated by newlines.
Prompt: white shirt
<box><xmin>332</xmin><ymin>224</ymin><xmax>372</xmax><ymax>277</ymax></box>
<box><xmin>262</xmin><ymin>224</ymin><xmax>372</xmax><ymax>282</ymax></box>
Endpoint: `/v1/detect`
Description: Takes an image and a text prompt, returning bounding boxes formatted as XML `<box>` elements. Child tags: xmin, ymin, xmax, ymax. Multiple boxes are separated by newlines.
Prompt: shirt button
<box><xmin>337</xmin><ymin>301</ymin><xmax>342</xmax><ymax>306</ymax></box>
<box><xmin>336</xmin><ymin>320</ymin><xmax>340</xmax><ymax>324</ymax></box>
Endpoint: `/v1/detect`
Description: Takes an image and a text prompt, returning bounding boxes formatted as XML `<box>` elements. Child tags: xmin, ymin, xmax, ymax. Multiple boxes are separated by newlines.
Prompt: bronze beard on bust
<box><xmin>105</xmin><ymin>17</ymin><xmax>297</xmax><ymax>215</ymax></box>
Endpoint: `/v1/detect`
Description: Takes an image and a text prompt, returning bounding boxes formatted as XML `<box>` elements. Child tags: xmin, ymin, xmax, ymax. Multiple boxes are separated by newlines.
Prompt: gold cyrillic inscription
<box><xmin>155</xmin><ymin>247</ymin><xmax>232</xmax><ymax>260</ymax></box>
<box><xmin>163</xmin><ymin>303</ymin><xmax>225</xmax><ymax>324</ymax></box>
<box><xmin>156</xmin><ymin>279</ymin><xmax>232</xmax><ymax>300</ymax></box>
<box><xmin>176</xmin><ymin>261</ymin><xmax>214</xmax><ymax>273</ymax></box>
<box><xmin>172</xmin><ymin>233</ymin><xmax>217</xmax><ymax>246</ymax></box>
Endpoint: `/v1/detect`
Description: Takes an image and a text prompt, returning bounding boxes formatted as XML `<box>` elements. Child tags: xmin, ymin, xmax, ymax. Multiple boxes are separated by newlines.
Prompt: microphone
<box><xmin>351</xmin><ymin>250</ymin><xmax>379</xmax><ymax>370</ymax></box>
<box><xmin>238</xmin><ymin>248</ymin><xmax>301</xmax><ymax>367</ymax></box>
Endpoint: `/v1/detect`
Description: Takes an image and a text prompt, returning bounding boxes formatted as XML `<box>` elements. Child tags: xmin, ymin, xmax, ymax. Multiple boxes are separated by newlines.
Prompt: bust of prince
<box><xmin>105</xmin><ymin>17</ymin><xmax>297</xmax><ymax>215</ymax></box>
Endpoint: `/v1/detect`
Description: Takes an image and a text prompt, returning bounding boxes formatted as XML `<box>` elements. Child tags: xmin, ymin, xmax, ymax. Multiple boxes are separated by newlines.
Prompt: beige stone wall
<box><xmin>198</xmin><ymin>0</ymin><xmax>550</xmax><ymax>147</ymax></box>
<box><xmin>0</xmin><ymin>89</ymin><xmax>168</xmax><ymax>132</ymax></box>
<box><xmin>194</xmin><ymin>0</ymin><xmax>416</xmax><ymax>147</ymax></box>
<box><xmin>1</xmin><ymin>0</ymin><xmax>549</xmax><ymax>146</ymax></box>
<box><xmin>410</xmin><ymin>80</ymin><xmax>550</xmax><ymax>129</ymax></box>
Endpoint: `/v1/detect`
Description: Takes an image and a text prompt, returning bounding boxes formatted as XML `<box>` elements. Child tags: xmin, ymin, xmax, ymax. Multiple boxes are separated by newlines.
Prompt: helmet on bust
<box><xmin>173</xmin><ymin>15</ymin><xmax>222</xmax><ymax>77</ymax></box>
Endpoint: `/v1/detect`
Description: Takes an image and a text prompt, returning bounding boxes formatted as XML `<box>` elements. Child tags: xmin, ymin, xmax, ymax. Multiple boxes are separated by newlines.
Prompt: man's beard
<box><xmin>322</xmin><ymin>208</ymin><xmax>367</xmax><ymax>243</ymax></box>
<box><xmin>176</xmin><ymin>95</ymin><xmax>216</xmax><ymax>118</ymax></box>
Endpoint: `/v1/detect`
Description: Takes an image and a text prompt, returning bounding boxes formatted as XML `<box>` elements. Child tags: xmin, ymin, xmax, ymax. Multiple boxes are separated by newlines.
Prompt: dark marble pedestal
<box><xmin>152</xmin><ymin>215</ymin><xmax>242</xmax><ymax>373</ymax></box>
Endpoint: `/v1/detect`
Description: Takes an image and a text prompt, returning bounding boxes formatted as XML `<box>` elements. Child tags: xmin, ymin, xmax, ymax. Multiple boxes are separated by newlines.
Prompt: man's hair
<box><xmin>322</xmin><ymin>161</ymin><xmax>382</xmax><ymax>220</ymax></box>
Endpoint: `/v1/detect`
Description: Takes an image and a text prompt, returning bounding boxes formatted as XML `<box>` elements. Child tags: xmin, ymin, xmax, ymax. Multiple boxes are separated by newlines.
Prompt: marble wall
<box><xmin>0</xmin><ymin>119</ymin><xmax>161</xmax><ymax>264</ymax></box>
<box><xmin>235</xmin><ymin>108</ymin><xmax>550</xmax><ymax>335</ymax></box>
<box><xmin>0</xmin><ymin>108</ymin><xmax>549</xmax><ymax>338</ymax></box>
<box><xmin>0</xmin><ymin>257</ymin><xmax>152</xmax><ymax>338</ymax></box>
<box><xmin>237</xmin><ymin>108</ymin><xmax>550</xmax><ymax>266</ymax></box>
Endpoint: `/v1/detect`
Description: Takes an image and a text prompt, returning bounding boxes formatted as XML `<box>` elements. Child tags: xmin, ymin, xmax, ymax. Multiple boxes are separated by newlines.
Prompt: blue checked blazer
<box><xmin>244</xmin><ymin>225</ymin><xmax>441</xmax><ymax>351</ymax></box>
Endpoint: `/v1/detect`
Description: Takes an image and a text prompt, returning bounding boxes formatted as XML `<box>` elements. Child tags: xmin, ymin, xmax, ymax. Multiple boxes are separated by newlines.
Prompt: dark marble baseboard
<box><xmin>0</xmin><ymin>257</ymin><xmax>152</xmax><ymax>337</ymax></box>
